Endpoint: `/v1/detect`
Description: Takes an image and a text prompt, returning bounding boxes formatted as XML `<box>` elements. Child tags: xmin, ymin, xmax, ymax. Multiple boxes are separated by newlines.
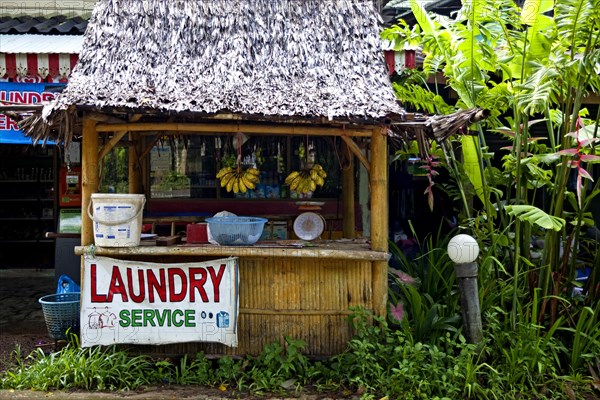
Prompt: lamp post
<box><xmin>447</xmin><ymin>234</ymin><xmax>482</xmax><ymax>344</ymax></box>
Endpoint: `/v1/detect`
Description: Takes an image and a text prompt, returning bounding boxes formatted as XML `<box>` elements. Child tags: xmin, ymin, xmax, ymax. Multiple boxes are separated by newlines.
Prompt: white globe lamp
<box><xmin>447</xmin><ymin>234</ymin><xmax>479</xmax><ymax>264</ymax></box>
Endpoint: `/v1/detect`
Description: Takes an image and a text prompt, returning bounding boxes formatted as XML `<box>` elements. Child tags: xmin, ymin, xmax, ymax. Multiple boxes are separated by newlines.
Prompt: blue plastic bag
<box><xmin>56</xmin><ymin>274</ymin><xmax>81</xmax><ymax>294</ymax></box>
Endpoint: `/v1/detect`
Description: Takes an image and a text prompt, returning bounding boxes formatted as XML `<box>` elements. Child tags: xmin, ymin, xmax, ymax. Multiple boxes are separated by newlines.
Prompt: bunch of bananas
<box><xmin>216</xmin><ymin>166</ymin><xmax>260</xmax><ymax>193</ymax></box>
<box><xmin>285</xmin><ymin>164</ymin><xmax>327</xmax><ymax>194</ymax></box>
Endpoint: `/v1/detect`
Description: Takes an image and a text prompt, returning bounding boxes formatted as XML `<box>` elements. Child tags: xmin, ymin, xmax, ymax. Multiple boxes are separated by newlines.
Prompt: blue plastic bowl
<box><xmin>206</xmin><ymin>216</ymin><xmax>267</xmax><ymax>245</ymax></box>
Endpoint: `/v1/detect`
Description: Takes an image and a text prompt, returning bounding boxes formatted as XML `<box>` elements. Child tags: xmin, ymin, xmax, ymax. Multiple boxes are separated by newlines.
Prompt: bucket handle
<box><xmin>87</xmin><ymin>197</ymin><xmax>146</xmax><ymax>226</ymax></box>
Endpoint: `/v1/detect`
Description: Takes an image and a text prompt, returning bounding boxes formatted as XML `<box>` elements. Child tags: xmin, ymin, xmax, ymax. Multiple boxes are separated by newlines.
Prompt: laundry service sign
<box><xmin>81</xmin><ymin>256</ymin><xmax>238</xmax><ymax>347</ymax></box>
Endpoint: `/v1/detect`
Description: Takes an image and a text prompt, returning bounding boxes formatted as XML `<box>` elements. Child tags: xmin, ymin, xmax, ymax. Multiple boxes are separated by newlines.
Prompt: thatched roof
<box><xmin>21</xmin><ymin>0</ymin><xmax>404</xmax><ymax>144</ymax></box>
<box><xmin>390</xmin><ymin>108</ymin><xmax>490</xmax><ymax>157</ymax></box>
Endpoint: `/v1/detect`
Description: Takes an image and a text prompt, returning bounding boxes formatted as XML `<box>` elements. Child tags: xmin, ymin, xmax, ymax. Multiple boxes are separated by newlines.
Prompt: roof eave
<box><xmin>73</xmin><ymin>105</ymin><xmax>398</xmax><ymax>127</ymax></box>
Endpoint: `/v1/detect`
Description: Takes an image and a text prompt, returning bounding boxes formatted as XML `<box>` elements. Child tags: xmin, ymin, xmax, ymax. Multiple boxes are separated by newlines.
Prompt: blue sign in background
<box><xmin>0</xmin><ymin>82</ymin><xmax>65</xmax><ymax>144</ymax></box>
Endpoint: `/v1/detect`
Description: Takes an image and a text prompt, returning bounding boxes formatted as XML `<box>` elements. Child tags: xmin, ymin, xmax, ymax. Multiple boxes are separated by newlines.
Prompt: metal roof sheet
<box><xmin>0</xmin><ymin>16</ymin><xmax>88</xmax><ymax>35</ymax></box>
<box><xmin>0</xmin><ymin>34</ymin><xmax>83</xmax><ymax>53</ymax></box>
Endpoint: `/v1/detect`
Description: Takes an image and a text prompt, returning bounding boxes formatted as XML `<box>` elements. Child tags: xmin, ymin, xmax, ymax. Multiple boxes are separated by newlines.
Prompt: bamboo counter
<box><xmin>75</xmin><ymin>240</ymin><xmax>389</xmax><ymax>357</ymax></box>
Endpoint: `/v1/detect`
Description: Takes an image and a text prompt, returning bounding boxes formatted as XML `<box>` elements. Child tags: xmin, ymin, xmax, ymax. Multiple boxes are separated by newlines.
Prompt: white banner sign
<box><xmin>81</xmin><ymin>256</ymin><xmax>238</xmax><ymax>347</ymax></box>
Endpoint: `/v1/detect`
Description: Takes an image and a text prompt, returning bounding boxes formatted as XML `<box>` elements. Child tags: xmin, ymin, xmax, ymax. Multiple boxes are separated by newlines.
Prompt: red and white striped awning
<box><xmin>384</xmin><ymin>49</ymin><xmax>416</xmax><ymax>76</ymax></box>
<box><xmin>0</xmin><ymin>52</ymin><xmax>79</xmax><ymax>83</ymax></box>
<box><xmin>0</xmin><ymin>34</ymin><xmax>82</xmax><ymax>83</ymax></box>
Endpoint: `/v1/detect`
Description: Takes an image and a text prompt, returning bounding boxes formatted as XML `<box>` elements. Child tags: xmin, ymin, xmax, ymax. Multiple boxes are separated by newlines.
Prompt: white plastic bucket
<box><xmin>88</xmin><ymin>194</ymin><xmax>146</xmax><ymax>247</ymax></box>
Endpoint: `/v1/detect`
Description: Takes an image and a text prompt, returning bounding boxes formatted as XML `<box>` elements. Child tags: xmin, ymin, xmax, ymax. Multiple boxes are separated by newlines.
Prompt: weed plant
<box><xmin>1</xmin><ymin>335</ymin><xmax>156</xmax><ymax>391</ymax></box>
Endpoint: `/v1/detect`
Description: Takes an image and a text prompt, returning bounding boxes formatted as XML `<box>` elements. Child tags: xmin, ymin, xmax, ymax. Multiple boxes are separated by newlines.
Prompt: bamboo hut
<box><xmin>17</xmin><ymin>0</ymin><xmax>475</xmax><ymax>357</ymax></box>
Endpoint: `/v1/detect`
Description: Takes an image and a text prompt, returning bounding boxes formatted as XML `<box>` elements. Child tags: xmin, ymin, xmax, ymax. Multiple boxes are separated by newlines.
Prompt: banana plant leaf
<box><xmin>505</xmin><ymin>205</ymin><xmax>566</xmax><ymax>231</ymax></box>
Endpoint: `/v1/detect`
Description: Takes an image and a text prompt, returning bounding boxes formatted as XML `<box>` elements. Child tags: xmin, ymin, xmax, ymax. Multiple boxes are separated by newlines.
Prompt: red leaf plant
<box><xmin>554</xmin><ymin>117</ymin><xmax>600</xmax><ymax>207</ymax></box>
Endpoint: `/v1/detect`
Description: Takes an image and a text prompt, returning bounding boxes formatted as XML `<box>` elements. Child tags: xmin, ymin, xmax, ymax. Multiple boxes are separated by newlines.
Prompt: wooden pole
<box><xmin>81</xmin><ymin>117</ymin><xmax>99</xmax><ymax>246</ymax></box>
<box><xmin>342</xmin><ymin>142</ymin><xmax>355</xmax><ymax>239</ymax></box>
<box><xmin>340</xmin><ymin>135</ymin><xmax>370</xmax><ymax>173</ymax></box>
<box><xmin>370</xmin><ymin>127</ymin><xmax>388</xmax><ymax>317</ymax></box>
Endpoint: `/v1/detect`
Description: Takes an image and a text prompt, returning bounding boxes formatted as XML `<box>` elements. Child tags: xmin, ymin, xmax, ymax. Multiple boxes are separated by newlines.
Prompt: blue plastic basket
<box><xmin>39</xmin><ymin>292</ymin><xmax>80</xmax><ymax>340</ymax></box>
<box><xmin>206</xmin><ymin>216</ymin><xmax>267</xmax><ymax>245</ymax></box>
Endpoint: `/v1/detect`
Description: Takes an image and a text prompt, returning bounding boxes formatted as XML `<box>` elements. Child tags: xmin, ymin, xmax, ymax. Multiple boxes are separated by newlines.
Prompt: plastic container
<box><xmin>187</xmin><ymin>223</ymin><xmax>209</xmax><ymax>243</ymax></box>
<box><xmin>205</xmin><ymin>216</ymin><xmax>267</xmax><ymax>245</ymax></box>
<box><xmin>39</xmin><ymin>292</ymin><xmax>80</xmax><ymax>340</ymax></box>
<box><xmin>88</xmin><ymin>193</ymin><xmax>145</xmax><ymax>247</ymax></box>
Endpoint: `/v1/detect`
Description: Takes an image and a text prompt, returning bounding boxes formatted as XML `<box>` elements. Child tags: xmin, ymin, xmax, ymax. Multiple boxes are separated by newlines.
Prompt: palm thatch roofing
<box><xmin>390</xmin><ymin>108</ymin><xmax>490</xmax><ymax>158</ymax></box>
<box><xmin>19</xmin><ymin>0</ymin><xmax>405</xmax><ymax>145</ymax></box>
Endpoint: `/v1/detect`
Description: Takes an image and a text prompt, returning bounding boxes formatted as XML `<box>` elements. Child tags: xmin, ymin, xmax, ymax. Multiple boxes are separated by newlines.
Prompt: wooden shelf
<box><xmin>75</xmin><ymin>240</ymin><xmax>388</xmax><ymax>261</ymax></box>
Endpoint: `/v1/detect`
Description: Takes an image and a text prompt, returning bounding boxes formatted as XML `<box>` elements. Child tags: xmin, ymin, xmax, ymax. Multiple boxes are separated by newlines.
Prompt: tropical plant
<box><xmin>382</xmin><ymin>0</ymin><xmax>600</xmax><ymax>377</ymax></box>
<box><xmin>388</xmin><ymin>236</ymin><xmax>462</xmax><ymax>343</ymax></box>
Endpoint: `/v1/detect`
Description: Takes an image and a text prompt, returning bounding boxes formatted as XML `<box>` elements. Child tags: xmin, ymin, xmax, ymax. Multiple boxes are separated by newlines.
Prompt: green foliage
<box><xmin>155</xmin><ymin>353</ymin><xmax>215</xmax><ymax>386</ymax></box>
<box><xmin>333</xmin><ymin>307</ymin><xmax>597</xmax><ymax>399</ymax></box>
<box><xmin>388</xmin><ymin>237</ymin><xmax>462</xmax><ymax>343</ymax></box>
<box><xmin>329</xmin><ymin>307</ymin><xmax>479</xmax><ymax>399</ymax></box>
<box><xmin>99</xmin><ymin>147</ymin><xmax>128</xmax><ymax>193</ymax></box>
<box><xmin>392</xmin><ymin>82</ymin><xmax>454</xmax><ymax>114</ymax></box>
<box><xmin>1</xmin><ymin>338</ymin><xmax>156</xmax><ymax>391</ymax></box>
<box><xmin>383</xmin><ymin>0</ymin><xmax>600</xmax><ymax>352</ymax></box>
<box><xmin>505</xmin><ymin>204</ymin><xmax>566</xmax><ymax>231</ymax></box>
<box><xmin>2</xmin><ymin>309</ymin><xmax>599</xmax><ymax>398</ymax></box>
<box><xmin>245</xmin><ymin>337</ymin><xmax>309</xmax><ymax>394</ymax></box>
<box><xmin>559</xmin><ymin>301</ymin><xmax>600</xmax><ymax>371</ymax></box>
<box><xmin>156</xmin><ymin>170</ymin><xmax>190</xmax><ymax>190</ymax></box>
<box><xmin>482</xmin><ymin>307</ymin><xmax>569</xmax><ymax>396</ymax></box>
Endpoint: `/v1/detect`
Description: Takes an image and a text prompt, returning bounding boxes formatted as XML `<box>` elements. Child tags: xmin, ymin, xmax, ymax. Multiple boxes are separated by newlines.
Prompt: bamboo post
<box><xmin>81</xmin><ymin>117</ymin><xmax>99</xmax><ymax>246</ymax></box>
<box><xmin>370</xmin><ymin>127</ymin><xmax>388</xmax><ymax>317</ymax></box>
<box><xmin>342</xmin><ymin>142</ymin><xmax>355</xmax><ymax>239</ymax></box>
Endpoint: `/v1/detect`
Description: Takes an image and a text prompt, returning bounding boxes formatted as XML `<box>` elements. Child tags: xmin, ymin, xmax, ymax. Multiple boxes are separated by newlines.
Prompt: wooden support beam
<box><xmin>97</xmin><ymin>116</ymin><xmax>146</xmax><ymax>160</ymax></box>
<box><xmin>81</xmin><ymin>117</ymin><xmax>99</xmax><ymax>246</ymax></box>
<box><xmin>96</xmin><ymin>122</ymin><xmax>375</xmax><ymax>137</ymax></box>
<box><xmin>370</xmin><ymin>127</ymin><xmax>389</xmax><ymax>318</ymax></box>
<box><xmin>342</xmin><ymin>142</ymin><xmax>356</xmax><ymax>239</ymax></box>
<box><xmin>86</xmin><ymin>111</ymin><xmax>128</xmax><ymax>124</ymax></box>
<box><xmin>340</xmin><ymin>135</ymin><xmax>370</xmax><ymax>173</ymax></box>
<box><xmin>139</xmin><ymin>134</ymin><xmax>161</xmax><ymax>159</ymax></box>
<box><xmin>98</xmin><ymin>130</ymin><xmax>128</xmax><ymax>160</ymax></box>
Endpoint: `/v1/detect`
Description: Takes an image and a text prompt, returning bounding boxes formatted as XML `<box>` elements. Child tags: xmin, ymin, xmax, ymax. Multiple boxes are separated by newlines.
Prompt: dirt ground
<box><xmin>0</xmin><ymin>386</ymin><xmax>335</xmax><ymax>399</ymax></box>
<box><xmin>0</xmin><ymin>333</ymin><xmax>54</xmax><ymax>372</ymax></box>
<box><xmin>0</xmin><ymin>269</ymin><xmax>55</xmax><ymax>373</ymax></box>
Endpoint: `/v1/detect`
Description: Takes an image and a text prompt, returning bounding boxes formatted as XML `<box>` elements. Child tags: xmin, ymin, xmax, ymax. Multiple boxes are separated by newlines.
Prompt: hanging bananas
<box><xmin>217</xmin><ymin>166</ymin><xmax>260</xmax><ymax>193</ymax></box>
<box><xmin>285</xmin><ymin>164</ymin><xmax>327</xmax><ymax>194</ymax></box>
